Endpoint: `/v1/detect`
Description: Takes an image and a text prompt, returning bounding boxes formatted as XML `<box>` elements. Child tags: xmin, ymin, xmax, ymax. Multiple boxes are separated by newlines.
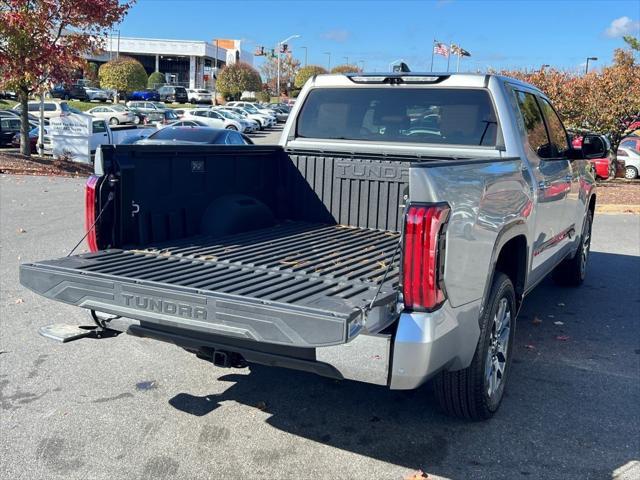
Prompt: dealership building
<box><xmin>87</xmin><ymin>37</ymin><xmax>253</xmax><ymax>90</ymax></box>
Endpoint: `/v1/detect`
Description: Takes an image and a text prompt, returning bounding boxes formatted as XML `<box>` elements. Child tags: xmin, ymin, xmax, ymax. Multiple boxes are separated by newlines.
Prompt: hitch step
<box><xmin>38</xmin><ymin>324</ymin><xmax>119</xmax><ymax>343</ymax></box>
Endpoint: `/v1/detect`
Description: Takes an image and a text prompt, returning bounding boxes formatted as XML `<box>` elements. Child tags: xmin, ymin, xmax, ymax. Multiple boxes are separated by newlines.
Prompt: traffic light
<box><xmin>254</xmin><ymin>46</ymin><xmax>265</xmax><ymax>56</ymax></box>
<box><xmin>280</xmin><ymin>43</ymin><xmax>288</xmax><ymax>53</ymax></box>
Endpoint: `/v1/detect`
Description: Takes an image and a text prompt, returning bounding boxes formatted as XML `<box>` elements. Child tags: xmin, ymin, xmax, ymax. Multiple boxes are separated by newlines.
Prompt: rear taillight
<box><xmin>402</xmin><ymin>204</ymin><xmax>450</xmax><ymax>311</ymax></box>
<box><xmin>85</xmin><ymin>175</ymin><xmax>100</xmax><ymax>252</ymax></box>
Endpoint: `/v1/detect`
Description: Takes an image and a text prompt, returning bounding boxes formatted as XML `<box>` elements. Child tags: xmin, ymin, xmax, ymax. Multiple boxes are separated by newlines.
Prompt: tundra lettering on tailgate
<box><xmin>335</xmin><ymin>161</ymin><xmax>409</xmax><ymax>182</ymax></box>
<box><xmin>121</xmin><ymin>293</ymin><xmax>207</xmax><ymax>320</ymax></box>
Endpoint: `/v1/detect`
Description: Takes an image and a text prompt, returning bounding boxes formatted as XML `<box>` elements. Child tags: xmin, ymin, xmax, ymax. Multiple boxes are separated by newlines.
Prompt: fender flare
<box><xmin>480</xmin><ymin>220</ymin><xmax>529</xmax><ymax>317</ymax></box>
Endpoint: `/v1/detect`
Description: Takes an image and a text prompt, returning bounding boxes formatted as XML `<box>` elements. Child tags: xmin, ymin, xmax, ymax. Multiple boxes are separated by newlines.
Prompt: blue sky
<box><xmin>120</xmin><ymin>0</ymin><xmax>639</xmax><ymax>73</ymax></box>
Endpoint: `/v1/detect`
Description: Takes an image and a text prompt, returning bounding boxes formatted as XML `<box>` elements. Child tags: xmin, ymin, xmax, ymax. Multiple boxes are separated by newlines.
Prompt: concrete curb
<box><xmin>596</xmin><ymin>204</ymin><xmax>640</xmax><ymax>214</ymax></box>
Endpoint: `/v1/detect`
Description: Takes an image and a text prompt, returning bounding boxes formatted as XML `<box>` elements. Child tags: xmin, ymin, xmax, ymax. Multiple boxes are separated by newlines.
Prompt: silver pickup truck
<box><xmin>20</xmin><ymin>73</ymin><xmax>606</xmax><ymax>420</ymax></box>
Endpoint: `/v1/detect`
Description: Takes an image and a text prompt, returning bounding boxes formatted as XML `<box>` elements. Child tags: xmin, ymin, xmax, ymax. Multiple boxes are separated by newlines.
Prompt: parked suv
<box><xmin>158</xmin><ymin>85</ymin><xmax>188</xmax><ymax>103</ymax></box>
<box><xmin>50</xmin><ymin>84</ymin><xmax>88</xmax><ymax>101</ymax></box>
<box><xmin>12</xmin><ymin>100</ymin><xmax>71</xmax><ymax>119</ymax></box>
<box><xmin>128</xmin><ymin>89</ymin><xmax>160</xmax><ymax>101</ymax></box>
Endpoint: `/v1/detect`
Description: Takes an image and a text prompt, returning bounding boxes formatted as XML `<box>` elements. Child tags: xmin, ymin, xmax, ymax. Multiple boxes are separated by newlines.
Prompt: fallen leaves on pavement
<box><xmin>404</xmin><ymin>470</ymin><xmax>428</xmax><ymax>480</ymax></box>
<box><xmin>555</xmin><ymin>335</ymin><xmax>570</xmax><ymax>341</ymax></box>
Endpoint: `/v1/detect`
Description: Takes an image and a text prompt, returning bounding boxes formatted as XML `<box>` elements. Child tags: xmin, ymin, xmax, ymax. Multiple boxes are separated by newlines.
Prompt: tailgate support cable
<box><xmin>67</xmin><ymin>192</ymin><xmax>114</xmax><ymax>257</ymax></box>
<box><xmin>356</xmin><ymin>238</ymin><xmax>402</xmax><ymax>328</ymax></box>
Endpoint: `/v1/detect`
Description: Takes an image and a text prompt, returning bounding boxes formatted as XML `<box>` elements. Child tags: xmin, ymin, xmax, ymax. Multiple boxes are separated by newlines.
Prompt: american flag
<box><xmin>433</xmin><ymin>42</ymin><xmax>449</xmax><ymax>57</ymax></box>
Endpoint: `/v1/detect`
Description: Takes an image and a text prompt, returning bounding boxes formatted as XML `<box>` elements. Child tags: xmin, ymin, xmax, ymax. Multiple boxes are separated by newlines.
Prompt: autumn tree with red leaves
<box><xmin>0</xmin><ymin>0</ymin><xmax>133</xmax><ymax>155</ymax></box>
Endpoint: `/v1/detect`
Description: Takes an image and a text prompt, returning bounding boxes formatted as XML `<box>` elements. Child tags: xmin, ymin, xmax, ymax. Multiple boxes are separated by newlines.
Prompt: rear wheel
<box><xmin>109</xmin><ymin>117</ymin><xmax>119</xmax><ymax>126</ymax></box>
<box><xmin>434</xmin><ymin>272</ymin><xmax>516</xmax><ymax>420</ymax></box>
<box><xmin>625</xmin><ymin>166</ymin><xmax>638</xmax><ymax>180</ymax></box>
<box><xmin>552</xmin><ymin>210</ymin><xmax>593</xmax><ymax>286</ymax></box>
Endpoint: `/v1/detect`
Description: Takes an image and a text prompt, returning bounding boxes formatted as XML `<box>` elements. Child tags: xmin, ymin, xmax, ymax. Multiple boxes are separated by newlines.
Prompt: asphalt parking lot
<box><xmin>1</xmin><ymin>169</ymin><xmax>639</xmax><ymax>479</ymax></box>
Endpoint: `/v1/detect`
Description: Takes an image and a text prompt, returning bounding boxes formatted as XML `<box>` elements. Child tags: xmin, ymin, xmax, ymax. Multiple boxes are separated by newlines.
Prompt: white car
<box><xmin>227</xmin><ymin>102</ymin><xmax>277</xmax><ymax>125</ymax></box>
<box><xmin>617</xmin><ymin>146</ymin><xmax>640</xmax><ymax>179</ymax></box>
<box><xmin>182</xmin><ymin>108</ymin><xmax>244</xmax><ymax>131</ymax></box>
<box><xmin>12</xmin><ymin>100</ymin><xmax>70</xmax><ymax>119</ymax></box>
<box><xmin>214</xmin><ymin>108</ymin><xmax>258</xmax><ymax>133</ymax></box>
<box><xmin>85</xmin><ymin>87</ymin><xmax>110</xmax><ymax>102</ymax></box>
<box><xmin>219</xmin><ymin>106</ymin><xmax>273</xmax><ymax>130</ymax></box>
<box><xmin>87</xmin><ymin>105</ymin><xmax>138</xmax><ymax>125</ymax></box>
<box><xmin>187</xmin><ymin>89</ymin><xmax>213</xmax><ymax>104</ymax></box>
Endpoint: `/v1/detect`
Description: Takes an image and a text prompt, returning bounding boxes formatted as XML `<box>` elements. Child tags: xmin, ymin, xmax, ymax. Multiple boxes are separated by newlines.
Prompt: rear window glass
<box><xmin>296</xmin><ymin>88</ymin><xmax>498</xmax><ymax>146</ymax></box>
<box><xmin>148</xmin><ymin>127</ymin><xmax>218</xmax><ymax>142</ymax></box>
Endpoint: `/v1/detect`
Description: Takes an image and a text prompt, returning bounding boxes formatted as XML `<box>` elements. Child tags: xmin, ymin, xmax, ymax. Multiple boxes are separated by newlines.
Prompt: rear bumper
<box><xmin>95</xmin><ymin>298</ymin><xmax>481</xmax><ymax>390</ymax></box>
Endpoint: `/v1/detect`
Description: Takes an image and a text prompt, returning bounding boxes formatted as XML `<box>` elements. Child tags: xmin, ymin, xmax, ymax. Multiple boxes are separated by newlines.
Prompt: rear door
<box><xmin>537</xmin><ymin>97</ymin><xmax>582</xmax><ymax>241</ymax></box>
<box><xmin>513</xmin><ymin>89</ymin><xmax>572</xmax><ymax>283</ymax></box>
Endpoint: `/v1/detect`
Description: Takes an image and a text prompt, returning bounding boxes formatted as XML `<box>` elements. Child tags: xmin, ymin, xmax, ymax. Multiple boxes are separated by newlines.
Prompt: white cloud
<box><xmin>321</xmin><ymin>29</ymin><xmax>350</xmax><ymax>43</ymax></box>
<box><xmin>605</xmin><ymin>16</ymin><xmax>640</xmax><ymax>37</ymax></box>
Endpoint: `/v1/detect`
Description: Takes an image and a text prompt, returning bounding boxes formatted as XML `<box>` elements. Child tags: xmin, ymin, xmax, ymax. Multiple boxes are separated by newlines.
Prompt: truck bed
<box><xmin>20</xmin><ymin>222</ymin><xmax>400</xmax><ymax>347</ymax></box>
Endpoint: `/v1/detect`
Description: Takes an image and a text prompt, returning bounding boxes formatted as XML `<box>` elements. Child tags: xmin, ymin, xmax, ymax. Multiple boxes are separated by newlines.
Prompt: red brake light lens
<box><xmin>402</xmin><ymin>204</ymin><xmax>450</xmax><ymax>310</ymax></box>
<box><xmin>85</xmin><ymin>175</ymin><xmax>100</xmax><ymax>252</ymax></box>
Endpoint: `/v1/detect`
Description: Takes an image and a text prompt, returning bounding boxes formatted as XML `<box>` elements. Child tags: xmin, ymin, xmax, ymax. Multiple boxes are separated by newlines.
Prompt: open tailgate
<box><xmin>20</xmin><ymin>223</ymin><xmax>400</xmax><ymax>348</ymax></box>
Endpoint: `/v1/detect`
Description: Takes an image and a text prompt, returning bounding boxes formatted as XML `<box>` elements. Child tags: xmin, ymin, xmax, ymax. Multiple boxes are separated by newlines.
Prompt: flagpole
<box><xmin>446</xmin><ymin>43</ymin><xmax>452</xmax><ymax>72</ymax></box>
<box><xmin>430</xmin><ymin>39</ymin><xmax>435</xmax><ymax>72</ymax></box>
<box><xmin>456</xmin><ymin>52</ymin><xmax>461</xmax><ymax>72</ymax></box>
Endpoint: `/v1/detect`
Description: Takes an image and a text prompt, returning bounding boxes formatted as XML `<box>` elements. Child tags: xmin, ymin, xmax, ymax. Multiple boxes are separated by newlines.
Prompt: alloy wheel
<box><xmin>484</xmin><ymin>298</ymin><xmax>511</xmax><ymax>399</ymax></box>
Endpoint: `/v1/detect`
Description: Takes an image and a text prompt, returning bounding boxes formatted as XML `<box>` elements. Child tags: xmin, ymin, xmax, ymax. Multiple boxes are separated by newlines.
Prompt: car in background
<box><xmin>0</xmin><ymin>109</ymin><xmax>45</xmax><ymax>124</ymax></box>
<box><xmin>265</xmin><ymin>104</ymin><xmax>289</xmax><ymax>123</ymax></box>
<box><xmin>12</xmin><ymin>100</ymin><xmax>70</xmax><ymax>119</ymax></box>
<box><xmin>87</xmin><ymin>105</ymin><xmax>138</xmax><ymax>125</ymax></box>
<box><xmin>617</xmin><ymin>147</ymin><xmax>640</xmax><ymax>179</ymax></box>
<box><xmin>227</xmin><ymin>101</ymin><xmax>278</xmax><ymax>122</ymax></box>
<box><xmin>126</xmin><ymin>101</ymin><xmax>168</xmax><ymax>114</ymax></box>
<box><xmin>158</xmin><ymin>85</ymin><xmax>188</xmax><ymax>104</ymax></box>
<box><xmin>11</xmin><ymin>125</ymin><xmax>52</xmax><ymax>154</ymax></box>
<box><xmin>135</xmin><ymin>125</ymin><xmax>253</xmax><ymax>145</ymax></box>
<box><xmin>84</xmin><ymin>87</ymin><xmax>110</xmax><ymax>102</ymax></box>
<box><xmin>219</xmin><ymin>106</ymin><xmax>273</xmax><ymax>130</ymax></box>
<box><xmin>620</xmin><ymin>136</ymin><xmax>640</xmax><ymax>153</ymax></box>
<box><xmin>171</xmin><ymin>108</ymin><xmax>191</xmax><ymax>119</ymax></box>
<box><xmin>0</xmin><ymin>116</ymin><xmax>29</xmax><ymax>146</ymax></box>
<box><xmin>49</xmin><ymin>84</ymin><xmax>89</xmax><ymax>101</ymax></box>
<box><xmin>0</xmin><ymin>90</ymin><xmax>17</xmax><ymax>100</ymax></box>
<box><xmin>187</xmin><ymin>89</ymin><xmax>213</xmax><ymax>104</ymax></box>
<box><xmin>214</xmin><ymin>108</ymin><xmax>258</xmax><ymax>133</ymax></box>
<box><xmin>128</xmin><ymin>89</ymin><xmax>160</xmax><ymax>101</ymax></box>
<box><xmin>182</xmin><ymin>108</ymin><xmax>244</xmax><ymax>131</ymax></box>
<box><xmin>571</xmin><ymin>134</ymin><xmax>617</xmax><ymax>179</ymax></box>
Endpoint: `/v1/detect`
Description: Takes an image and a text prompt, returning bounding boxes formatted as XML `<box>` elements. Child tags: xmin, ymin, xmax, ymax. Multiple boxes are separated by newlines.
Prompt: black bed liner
<box><xmin>20</xmin><ymin>222</ymin><xmax>400</xmax><ymax>347</ymax></box>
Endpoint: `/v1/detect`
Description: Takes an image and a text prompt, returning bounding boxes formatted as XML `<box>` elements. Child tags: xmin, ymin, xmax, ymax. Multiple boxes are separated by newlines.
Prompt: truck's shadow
<box><xmin>169</xmin><ymin>251</ymin><xmax>639</xmax><ymax>477</ymax></box>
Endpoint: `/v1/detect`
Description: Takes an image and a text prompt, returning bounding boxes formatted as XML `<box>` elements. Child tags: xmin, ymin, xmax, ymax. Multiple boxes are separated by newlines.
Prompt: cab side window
<box><xmin>93</xmin><ymin>121</ymin><xmax>107</xmax><ymax>133</ymax></box>
<box><xmin>538</xmin><ymin>98</ymin><xmax>570</xmax><ymax>158</ymax></box>
<box><xmin>514</xmin><ymin>90</ymin><xmax>553</xmax><ymax>159</ymax></box>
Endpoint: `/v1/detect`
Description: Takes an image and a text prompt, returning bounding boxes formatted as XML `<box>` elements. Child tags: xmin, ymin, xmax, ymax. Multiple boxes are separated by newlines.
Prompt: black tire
<box><xmin>552</xmin><ymin>209</ymin><xmax>593</xmax><ymax>286</ymax></box>
<box><xmin>624</xmin><ymin>166</ymin><xmax>638</xmax><ymax>180</ymax></box>
<box><xmin>109</xmin><ymin>117</ymin><xmax>119</xmax><ymax>126</ymax></box>
<box><xmin>434</xmin><ymin>272</ymin><xmax>516</xmax><ymax>420</ymax></box>
<box><xmin>225</xmin><ymin>125</ymin><xmax>238</xmax><ymax>131</ymax></box>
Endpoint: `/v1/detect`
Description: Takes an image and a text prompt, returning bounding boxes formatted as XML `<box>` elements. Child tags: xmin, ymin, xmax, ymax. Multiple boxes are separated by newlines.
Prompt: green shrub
<box><xmin>289</xmin><ymin>89</ymin><xmax>301</xmax><ymax>98</ymax></box>
<box><xmin>294</xmin><ymin>65</ymin><xmax>327</xmax><ymax>89</ymax></box>
<box><xmin>147</xmin><ymin>71</ymin><xmax>165</xmax><ymax>89</ymax></box>
<box><xmin>98</xmin><ymin>57</ymin><xmax>148</xmax><ymax>95</ymax></box>
<box><xmin>255</xmin><ymin>90</ymin><xmax>271</xmax><ymax>103</ymax></box>
<box><xmin>216</xmin><ymin>62</ymin><xmax>262</xmax><ymax>101</ymax></box>
<box><xmin>331</xmin><ymin>64</ymin><xmax>360</xmax><ymax>74</ymax></box>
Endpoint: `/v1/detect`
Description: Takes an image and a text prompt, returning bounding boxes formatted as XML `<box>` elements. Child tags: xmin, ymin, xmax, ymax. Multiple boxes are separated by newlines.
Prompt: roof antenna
<box><xmin>392</xmin><ymin>62</ymin><xmax>411</xmax><ymax>73</ymax></box>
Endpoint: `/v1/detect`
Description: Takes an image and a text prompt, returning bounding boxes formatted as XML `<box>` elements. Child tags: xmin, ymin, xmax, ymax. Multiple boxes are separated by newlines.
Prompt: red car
<box><xmin>571</xmin><ymin>135</ymin><xmax>616</xmax><ymax>179</ymax></box>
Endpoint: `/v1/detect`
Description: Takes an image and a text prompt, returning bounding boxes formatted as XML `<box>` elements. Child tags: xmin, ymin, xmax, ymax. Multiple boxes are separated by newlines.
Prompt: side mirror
<box><xmin>581</xmin><ymin>134</ymin><xmax>607</xmax><ymax>159</ymax></box>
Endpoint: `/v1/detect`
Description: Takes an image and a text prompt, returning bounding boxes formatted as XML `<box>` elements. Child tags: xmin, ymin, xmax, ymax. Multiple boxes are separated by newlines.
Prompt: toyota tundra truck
<box><xmin>19</xmin><ymin>73</ymin><xmax>605</xmax><ymax>420</ymax></box>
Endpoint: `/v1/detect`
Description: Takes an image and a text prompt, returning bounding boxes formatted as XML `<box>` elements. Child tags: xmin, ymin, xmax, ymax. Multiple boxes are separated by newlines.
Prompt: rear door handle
<box><xmin>538</xmin><ymin>181</ymin><xmax>550</xmax><ymax>190</ymax></box>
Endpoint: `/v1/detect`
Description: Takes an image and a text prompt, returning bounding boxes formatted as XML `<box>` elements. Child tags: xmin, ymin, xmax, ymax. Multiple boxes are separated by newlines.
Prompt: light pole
<box><xmin>540</xmin><ymin>64</ymin><xmax>550</xmax><ymax>72</ymax></box>
<box><xmin>212</xmin><ymin>39</ymin><xmax>219</xmax><ymax>105</ymax></box>
<box><xmin>324</xmin><ymin>51</ymin><xmax>331</xmax><ymax>71</ymax></box>
<box><xmin>358</xmin><ymin>60</ymin><xmax>365</xmax><ymax>72</ymax></box>
<box><xmin>585</xmin><ymin>57</ymin><xmax>597</xmax><ymax>74</ymax></box>
<box><xmin>277</xmin><ymin>34</ymin><xmax>300</xmax><ymax>98</ymax></box>
<box><xmin>343</xmin><ymin>56</ymin><xmax>349</xmax><ymax>66</ymax></box>
<box><xmin>300</xmin><ymin>46</ymin><xmax>308</xmax><ymax>66</ymax></box>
